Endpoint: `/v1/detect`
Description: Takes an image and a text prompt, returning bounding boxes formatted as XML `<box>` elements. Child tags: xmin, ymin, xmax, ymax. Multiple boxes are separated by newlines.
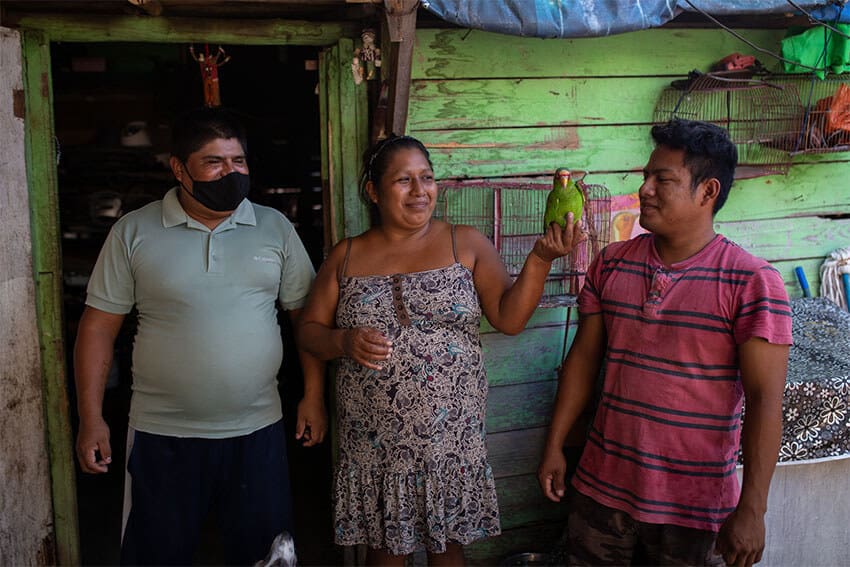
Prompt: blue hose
<box><xmin>795</xmin><ymin>266</ymin><xmax>811</xmax><ymax>298</ymax></box>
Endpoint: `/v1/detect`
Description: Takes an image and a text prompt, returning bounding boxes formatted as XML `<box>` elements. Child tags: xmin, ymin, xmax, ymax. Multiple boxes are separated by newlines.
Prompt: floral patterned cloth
<box><xmin>775</xmin><ymin>298</ymin><xmax>850</xmax><ymax>463</ymax></box>
<box><xmin>778</xmin><ymin>375</ymin><xmax>850</xmax><ymax>462</ymax></box>
<box><xmin>333</xmin><ymin>261</ymin><xmax>500</xmax><ymax>555</ymax></box>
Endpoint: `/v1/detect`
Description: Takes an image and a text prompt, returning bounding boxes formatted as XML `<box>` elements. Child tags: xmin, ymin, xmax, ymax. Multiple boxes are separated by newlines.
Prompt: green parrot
<box><xmin>543</xmin><ymin>168</ymin><xmax>584</xmax><ymax>230</ymax></box>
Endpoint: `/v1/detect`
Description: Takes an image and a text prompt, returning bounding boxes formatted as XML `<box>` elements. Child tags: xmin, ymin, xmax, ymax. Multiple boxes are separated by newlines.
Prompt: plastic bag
<box><xmin>813</xmin><ymin>83</ymin><xmax>850</xmax><ymax>147</ymax></box>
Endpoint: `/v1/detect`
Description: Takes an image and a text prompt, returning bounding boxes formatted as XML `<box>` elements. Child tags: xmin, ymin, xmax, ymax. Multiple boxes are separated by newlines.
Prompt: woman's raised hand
<box><xmin>532</xmin><ymin>212</ymin><xmax>588</xmax><ymax>263</ymax></box>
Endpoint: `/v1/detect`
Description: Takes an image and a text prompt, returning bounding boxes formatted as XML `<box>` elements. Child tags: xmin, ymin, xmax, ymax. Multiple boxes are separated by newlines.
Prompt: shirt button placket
<box><xmin>392</xmin><ymin>275</ymin><xmax>410</xmax><ymax>326</ymax></box>
<box><xmin>207</xmin><ymin>233</ymin><xmax>214</xmax><ymax>273</ymax></box>
<box><xmin>207</xmin><ymin>232</ymin><xmax>224</xmax><ymax>274</ymax></box>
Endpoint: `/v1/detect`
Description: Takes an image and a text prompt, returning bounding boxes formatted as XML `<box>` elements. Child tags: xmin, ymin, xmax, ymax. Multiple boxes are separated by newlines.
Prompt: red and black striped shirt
<box><xmin>573</xmin><ymin>233</ymin><xmax>792</xmax><ymax>531</ymax></box>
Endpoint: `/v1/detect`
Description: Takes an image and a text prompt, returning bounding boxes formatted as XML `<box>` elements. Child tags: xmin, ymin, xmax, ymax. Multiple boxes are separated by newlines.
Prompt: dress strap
<box><xmin>339</xmin><ymin>238</ymin><xmax>353</xmax><ymax>285</ymax></box>
<box><xmin>451</xmin><ymin>224</ymin><xmax>459</xmax><ymax>264</ymax></box>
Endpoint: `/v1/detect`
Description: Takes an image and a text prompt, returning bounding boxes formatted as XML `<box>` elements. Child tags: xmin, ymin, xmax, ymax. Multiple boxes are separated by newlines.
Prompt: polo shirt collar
<box><xmin>161</xmin><ymin>187</ymin><xmax>257</xmax><ymax>229</ymax></box>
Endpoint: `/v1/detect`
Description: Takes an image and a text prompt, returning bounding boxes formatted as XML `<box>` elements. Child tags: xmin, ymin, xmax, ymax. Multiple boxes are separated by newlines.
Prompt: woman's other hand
<box><xmin>532</xmin><ymin>212</ymin><xmax>588</xmax><ymax>263</ymax></box>
<box><xmin>343</xmin><ymin>327</ymin><xmax>394</xmax><ymax>370</ymax></box>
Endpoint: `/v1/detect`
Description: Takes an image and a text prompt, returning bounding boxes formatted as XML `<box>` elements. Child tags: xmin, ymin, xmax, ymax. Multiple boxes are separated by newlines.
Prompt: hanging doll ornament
<box><xmin>352</xmin><ymin>28</ymin><xmax>381</xmax><ymax>85</ymax></box>
<box><xmin>189</xmin><ymin>44</ymin><xmax>231</xmax><ymax>107</ymax></box>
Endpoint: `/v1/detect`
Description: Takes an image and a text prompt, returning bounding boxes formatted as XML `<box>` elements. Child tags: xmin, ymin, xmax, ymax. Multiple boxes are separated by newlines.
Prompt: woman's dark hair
<box><xmin>170</xmin><ymin>107</ymin><xmax>248</xmax><ymax>162</ymax></box>
<box><xmin>360</xmin><ymin>134</ymin><xmax>433</xmax><ymax>225</ymax></box>
<box><xmin>650</xmin><ymin>118</ymin><xmax>737</xmax><ymax>214</ymax></box>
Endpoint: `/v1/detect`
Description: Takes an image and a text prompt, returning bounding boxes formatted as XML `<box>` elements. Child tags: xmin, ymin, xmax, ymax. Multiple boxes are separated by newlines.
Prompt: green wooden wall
<box><xmin>407</xmin><ymin>27</ymin><xmax>850</xmax><ymax>564</ymax></box>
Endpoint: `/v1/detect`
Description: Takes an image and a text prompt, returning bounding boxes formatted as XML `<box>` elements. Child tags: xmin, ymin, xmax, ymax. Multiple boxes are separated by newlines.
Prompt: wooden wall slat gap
<box><xmin>488</xmin><ymin>382</ymin><xmax>558</xmax><ymax>394</ymax></box>
<box><xmin>434</xmin><ymin>166</ymin><xmax>843</xmax><ymax>179</ymax></box>
<box><xmin>487</xmin><ymin>377</ymin><xmax>559</xmax><ymax>390</ymax></box>
<box><xmin>412</xmin><ymin>122</ymin><xmax>658</xmax><ymax>133</ymax></box>
<box><xmin>480</xmin><ymin>320</ymin><xmax>575</xmax><ymax>336</ymax></box>
<box><xmin>791</xmin><ymin>157</ymin><xmax>850</xmax><ymax>166</ymax></box>
<box><xmin>492</xmin><ymin>471</ymin><xmax>547</xmax><ymax>481</ymax></box>
<box><xmin>412</xmin><ymin>74</ymin><xmax>701</xmax><ymax>81</ymax></box>
<box><xmin>487</xmin><ymin>376</ymin><xmax>560</xmax><ymax>389</ymax></box>
<box><xmin>434</xmin><ymin>170</ymin><xmax>636</xmax><ymax>181</ymax></box>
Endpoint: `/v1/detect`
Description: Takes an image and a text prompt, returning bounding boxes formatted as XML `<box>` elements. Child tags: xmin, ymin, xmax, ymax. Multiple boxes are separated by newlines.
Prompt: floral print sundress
<box><xmin>333</xmin><ymin>229</ymin><xmax>501</xmax><ymax>555</ymax></box>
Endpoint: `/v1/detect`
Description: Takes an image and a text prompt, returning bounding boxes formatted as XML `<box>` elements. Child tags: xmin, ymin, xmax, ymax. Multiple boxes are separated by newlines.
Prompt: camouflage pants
<box><xmin>566</xmin><ymin>488</ymin><xmax>726</xmax><ymax>566</ymax></box>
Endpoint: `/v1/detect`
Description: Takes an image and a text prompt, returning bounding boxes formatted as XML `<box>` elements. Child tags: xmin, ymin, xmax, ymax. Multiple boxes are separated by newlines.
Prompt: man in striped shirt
<box><xmin>538</xmin><ymin>119</ymin><xmax>792</xmax><ymax>567</ymax></box>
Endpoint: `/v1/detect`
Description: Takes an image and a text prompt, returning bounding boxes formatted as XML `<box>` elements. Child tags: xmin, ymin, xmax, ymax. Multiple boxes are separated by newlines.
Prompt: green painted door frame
<box><xmin>319</xmin><ymin>40</ymin><xmax>371</xmax><ymax>245</ymax></box>
<box><xmin>19</xmin><ymin>14</ymin><xmax>369</xmax><ymax>565</ymax></box>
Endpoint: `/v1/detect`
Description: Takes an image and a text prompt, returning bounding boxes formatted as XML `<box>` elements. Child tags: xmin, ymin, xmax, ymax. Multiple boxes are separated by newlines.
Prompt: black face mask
<box><xmin>181</xmin><ymin>169</ymin><xmax>250</xmax><ymax>212</ymax></box>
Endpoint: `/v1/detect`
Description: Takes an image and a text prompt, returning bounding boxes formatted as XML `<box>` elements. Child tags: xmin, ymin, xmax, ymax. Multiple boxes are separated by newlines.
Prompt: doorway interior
<box><xmin>51</xmin><ymin>41</ymin><xmax>338</xmax><ymax>565</ymax></box>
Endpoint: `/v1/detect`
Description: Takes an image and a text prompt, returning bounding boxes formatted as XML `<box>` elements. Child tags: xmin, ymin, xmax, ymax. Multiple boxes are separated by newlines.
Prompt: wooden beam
<box><xmin>320</xmin><ymin>39</ymin><xmax>370</xmax><ymax>242</ymax></box>
<box><xmin>11</xmin><ymin>13</ymin><xmax>358</xmax><ymax>45</ymax></box>
<box><xmin>21</xmin><ymin>29</ymin><xmax>80</xmax><ymax>567</ymax></box>
<box><xmin>383</xmin><ymin>0</ymin><xmax>417</xmax><ymax>136</ymax></box>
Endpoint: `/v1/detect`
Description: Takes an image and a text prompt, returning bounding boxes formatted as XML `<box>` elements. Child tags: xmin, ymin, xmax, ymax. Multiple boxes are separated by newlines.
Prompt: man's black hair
<box><xmin>650</xmin><ymin>119</ymin><xmax>737</xmax><ymax>214</ymax></box>
<box><xmin>170</xmin><ymin>107</ymin><xmax>248</xmax><ymax>162</ymax></box>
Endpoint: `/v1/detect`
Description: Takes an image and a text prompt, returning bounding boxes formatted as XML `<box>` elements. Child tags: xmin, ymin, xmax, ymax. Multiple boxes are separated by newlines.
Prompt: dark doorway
<box><xmin>51</xmin><ymin>41</ymin><xmax>337</xmax><ymax>565</ymax></box>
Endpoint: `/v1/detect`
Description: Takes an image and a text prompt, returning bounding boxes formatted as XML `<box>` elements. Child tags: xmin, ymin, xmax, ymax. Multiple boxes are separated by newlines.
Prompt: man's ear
<box><xmin>169</xmin><ymin>156</ymin><xmax>184</xmax><ymax>183</ymax></box>
<box><xmin>700</xmin><ymin>178</ymin><xmax>720</xmax><ymax>208</ymax></box>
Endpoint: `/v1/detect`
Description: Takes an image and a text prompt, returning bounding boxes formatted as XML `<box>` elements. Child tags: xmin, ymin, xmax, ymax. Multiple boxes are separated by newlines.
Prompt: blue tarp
<box><xmin>420</xmin><ymin>0</ymin><xmax>839</xmax><ymax>39</ymax></box>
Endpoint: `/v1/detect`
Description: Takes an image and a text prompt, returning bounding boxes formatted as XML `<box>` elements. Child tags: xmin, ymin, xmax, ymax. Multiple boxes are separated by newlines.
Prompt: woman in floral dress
<box><xmin>297</xmin><ymin>135</ymin><xmax>585</xmax><ymax>565</ymax></box>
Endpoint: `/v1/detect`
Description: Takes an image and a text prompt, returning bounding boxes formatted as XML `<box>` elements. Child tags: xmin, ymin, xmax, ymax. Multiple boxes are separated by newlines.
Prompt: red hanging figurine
<box><xmin>189</xmin><ymin>44</ymin><xmax>230</xmax><ymax>107</ymax></box>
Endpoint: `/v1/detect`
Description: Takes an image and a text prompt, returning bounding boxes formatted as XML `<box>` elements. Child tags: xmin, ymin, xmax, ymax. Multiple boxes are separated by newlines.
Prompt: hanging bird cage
<box><xmin>775</xmin><ymin>74</ymin><xmax>850</xmax><ymax>156</ymax></box>
<box><xmin>653</xmin><ymin>72</ymin><xmax>803</xmax><ymax>177</ymax></box>
<box><xmin>434</xmin><ymin>179</ymin><xmax>611</xmax><ymax>307</ymax></box>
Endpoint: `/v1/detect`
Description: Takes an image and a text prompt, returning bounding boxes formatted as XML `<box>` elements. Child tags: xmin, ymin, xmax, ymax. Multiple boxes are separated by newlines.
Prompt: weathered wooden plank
<box><xmin>14</xmin><ymin>14</ymin><xmax>357</xmax><ymax>45</ymax></box>
<box><xmin>482</xmin><ymin>326</ymin><xmax>568</xmax><ymax>387</ymax></box>
<box><xmin>465</xmin><ymin>521</ymin><xmax>566</xmax><ymax>566</ymax></box>
<box><xmin>19</xmin><ymin>29</ymin><xmax>79</xmax><ymax>565</ymax></box>
<box><xmin>324</xmin><ymin>44</ymin><xmax>345</xmax><ymax>244</ymax></box>
<box><xmin>495</xmin><ymin>474</ymin><xmax>569</xmax><ymax>531</ymax></box>
<box><xmin>384</xmin><ymin>0</ymin><xmax>418</xmax><ymax>135</ymax></box>
<box><xmin>409</xmin><ymin>76</ymin><xmax>672</xmax><ymax>130</ymax></box>
<box><xmin>487</xmin><ymin>427</ymin><xmax>548</xmax><ymax>479</ymax></box>
<box><xmin>487</xmin><ymin>380</ymin><xmax>557</xmax><ymax>433</ymax></box>
<box><xmin>335</xmin><ymin>37</ymin><xmax>370</xmax><ymax>239</ymax></box>
<box><xmin>480</xmin><ymin>304</ymin><xmax>574</xmax><ymax>334</ymax></box>
<box><xmin>418</xmin><ymin>124</ymin><xmax>850</xmax><ymax>184</ymax></box>
<box><xmin>0</xmin><ymin>27</ymin><xmax>59</xmax><ymax>567</ymax></box>
<box><xmin>719</xmin><ymin>161</ymin><xmax>850</xmax><ymax>221</ymax></box>
<box><xmin>421</xmin><ymin>124</ymin><xmax>652</xmax><ymax>179</ymax></box>
<box><xmin>413</xmin><ymin>28</ymin><xmax>787</xmax><ymax>79</ymax></box>
<box><xmin>717</xmin><ymin>216</ymin><xmax>850</xmax><ymax>263</ymax></box>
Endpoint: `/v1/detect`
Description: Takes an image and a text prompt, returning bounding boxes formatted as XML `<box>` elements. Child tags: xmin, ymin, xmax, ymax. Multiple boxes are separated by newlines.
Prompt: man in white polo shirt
<box><xmin>73</xmin><ymin>107</ymin><xmax>325</xmax><ymax>565</ymax></box>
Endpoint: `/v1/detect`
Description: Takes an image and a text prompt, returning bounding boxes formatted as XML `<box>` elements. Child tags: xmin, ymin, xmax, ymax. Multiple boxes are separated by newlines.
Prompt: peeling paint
<box><xmin>40</xmin><ymin>72</ymin><xmax>49</xmax><ymax>99</ymax></box>
<box><xmin>529</xmin><ymin>127</ymin><xmax>580</xmax><ymax>150</ymax></box>
<box><xmin>13</xmin><ymin>89</ymin><xmax>25</xmax><ymax>119</ymax></box>
<box><xmin>428</xmin><ymin>142</ymin><xmax>508</xmax><ymax>149</ymax></box>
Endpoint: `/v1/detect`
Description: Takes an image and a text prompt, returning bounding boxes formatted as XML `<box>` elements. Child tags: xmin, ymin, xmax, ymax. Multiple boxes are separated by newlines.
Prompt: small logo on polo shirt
<box><xmin>253</xmin><ymin>255</ymin><xmax>277</xmax><ymax>263</ymax></box>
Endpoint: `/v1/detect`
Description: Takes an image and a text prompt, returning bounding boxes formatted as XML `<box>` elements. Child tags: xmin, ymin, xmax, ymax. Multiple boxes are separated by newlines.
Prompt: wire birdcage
<box><xmin>653</xmin><ymin>72</ymin><xmax>802</xmax><ymax>177</ymax></box>
<box><xmin>779</xmin><ymin>74</ymin><xmax>850</xmax><ymax>155</ymax></box>
<box><xmin>434</xmin><ymin>179</ymin><xmax>611</xmax><ymax>307</ymax></box>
